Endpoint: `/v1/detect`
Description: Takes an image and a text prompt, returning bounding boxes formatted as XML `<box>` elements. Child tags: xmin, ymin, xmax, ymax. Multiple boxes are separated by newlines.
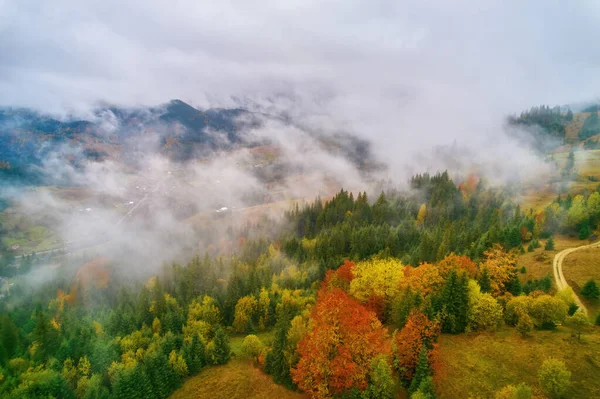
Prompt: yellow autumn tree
<box><xmin>350</xmin><ymin>258</ymin><xmax>404</xmax><ymax>303</ymax></box>
<box><xmin>187</xmin><ymin>295</ymin><xmax>222</xmax><ymax>325</ymax></box>
<box><xmin>416</xmin><ymin>204</ymin><xmax>427</xmax><ymax>227</ymax></box>
<box><xmin>481</xmin><ymin>245</ymin><xmax>517</xmax><ymax>295</ymax></box>
<box><xmin>257</xmin><ymin>287</ymin><xmax>270</xmax><ymax>330</ymax></box>
<box><xmin>233</xmin><ymin>295</ymin><xmax>258</xmax><ymax>333</ymax></box>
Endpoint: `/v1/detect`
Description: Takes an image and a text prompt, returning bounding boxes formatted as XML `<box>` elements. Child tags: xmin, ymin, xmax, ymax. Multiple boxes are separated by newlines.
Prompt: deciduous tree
<box><xmin>394</xmin><ymin>311</ymin><xmax>439</xmax><ymax>381</ymax></box>
<box><xmin>538</xmin><ymin>358</ymin><xmax>571</xmax><ymax>399</ymax></box>
<box><xmin>291</xmin><ymin>288</ymin><xmax>390</xmax><ymax>398</ymax></box>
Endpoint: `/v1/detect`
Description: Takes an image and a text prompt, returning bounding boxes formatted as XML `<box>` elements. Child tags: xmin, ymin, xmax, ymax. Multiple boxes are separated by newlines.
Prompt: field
<box><xmin>169</xmin><ymin>359</ymin><xmax>306</xmax><ymax>399</ymax></box>
<box><xmin>437</xmin><ymin>327</ymin><xmax>600</xmax><ymax>399</ymax></box>
<box><xmin>562</xmin><ymin>246</ymin><xmax>600</xmax><ymax>316</ymax></box>
<box><xmin>170</xmin><ymin>330</ymin><xmax>305</xmax><ymax>399</ymax></box>
<box><xmin>517</xmin><ymin>235</ymin><xmax>583</xmax><ymax>284</ymax></box>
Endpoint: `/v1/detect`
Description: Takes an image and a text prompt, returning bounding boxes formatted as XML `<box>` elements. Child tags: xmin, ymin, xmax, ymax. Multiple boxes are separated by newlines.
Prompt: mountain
<box><xmin>0</xmin><ymin>100</ymin><xmax>263</xmax><ymax>185</ymax></box>
<box><xmin>0</xmin><ymin>100</ymin><xmax>378</xmax><ymax>186</ymax></box>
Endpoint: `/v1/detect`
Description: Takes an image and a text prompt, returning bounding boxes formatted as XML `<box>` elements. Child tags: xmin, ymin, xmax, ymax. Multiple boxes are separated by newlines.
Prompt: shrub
<box><xmin>241</xmin><ymin>334</ymin><xmax>263</xmax><ymax>362</ymax></box>
<box><xmin>538</xmin><ymin>358</ymin><xmax>571</xmax><ymax>398</ymax></box>
<box><xmin>516</xmin><ymin>313</ymin><xmax>533</xmax><ymax>338</ymax></box>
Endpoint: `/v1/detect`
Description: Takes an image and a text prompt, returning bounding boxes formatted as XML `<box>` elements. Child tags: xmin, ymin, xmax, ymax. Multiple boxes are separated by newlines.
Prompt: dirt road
<box><xmin>552</xmin><ymin>240</ymin><xmax>600</xmax><ymax>315</ymax></box>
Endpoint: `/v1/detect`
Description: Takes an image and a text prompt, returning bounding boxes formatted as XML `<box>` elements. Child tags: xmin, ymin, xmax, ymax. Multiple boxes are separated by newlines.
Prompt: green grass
<box><xmin>1</xmin><ymin>225</ymin><xmax>60</xmax><ymax>253</ymax></box>
<box><xmin>169</xmin><ymin>359</ymin><xmax>306</xmax><ymax>399</ymax></box>
<box><xmin>437</xmin><ymin>327</ymin><xmax>600</xmax><ymax>399</ymax></box>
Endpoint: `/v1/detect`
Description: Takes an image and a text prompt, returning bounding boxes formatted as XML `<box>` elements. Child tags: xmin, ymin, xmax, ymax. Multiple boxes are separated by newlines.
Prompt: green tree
<box><xmin>409</xmin><ymin>346</ymin><xmax>431</xmax><ymax>394</ymax></box>
<box><xmin>581</xmin><ymin>280</ymin><xmax>600</xmax><ymax>300</ymax></box>
<box><xmin>265</xmin><ymin>320</ymin><xmax>294</xmax><ymax>388</ymax></box>
<box><xmin>538</xmin><ymin>358</ymin><xmax>571</xmax><ymax>398</ymax></box>
<box><xmin>545</xmin><ymin>237</ymin><xmax>555</xmax><ymax>250</ymax></box>
<box><xmin>411</xmin><ymin>376</ymin><xmax>436</xmax><ymax>399</ymax></box>
<box><xmin>437</xmin><ymin>269</ymin><xmax>469</xmax><ymax>334</ymax></box>
<box><xmin>183</xmin><ymin>334</ymin><xmax>205</xmax><ymax>374</ymax></box>
<box><xmin>516</xmin><ymin>313</ymin><xmax>533</xmax><ymax>338</ymax></box>
<box><xmin>478</xmin><ymin>267</ymin><xmax>491</xmax><ymax>293</ymax></box>
<box><xmin>0</xmin><ymin>315</ymin><xmax>19</xmax><ymax>364</ymax></box>
<box><xmin>32</xmin><ymin>309</ymin><xmax>60</xmax><ymax>362</ymax></box>
<box><xmin>362</xmin><ymin>355</ymin><xmax>395</xmax><ymax>399</ymax></box>
<box><xmin>210</xmin><ymin>326</ymin><xmax>231</xmax><ymax>365</ymax></box>
<box><xmin>241</xmin><ymin>334</ymin><xmax>263</xmax><ymax>363</ymax></box>
<box><xmin>469</xmin><ymin>293</ymin><xmax>503</xmax><ymax>332</ymax></box>
<box><xmin>566</xmin><ymin>310</ymin><xmax>591</xmax><ymax>342</ymax></box>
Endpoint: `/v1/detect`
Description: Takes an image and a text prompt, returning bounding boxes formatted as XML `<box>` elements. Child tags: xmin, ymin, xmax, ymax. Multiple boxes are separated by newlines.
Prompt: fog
<box><xmin>2</xmin><ymin>0</ymin><xmax>600</xmax><ymax>276</ymax></box>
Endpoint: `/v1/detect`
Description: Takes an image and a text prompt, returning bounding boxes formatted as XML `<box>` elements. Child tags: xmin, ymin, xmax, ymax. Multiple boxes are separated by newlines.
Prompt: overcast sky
<box><xmin>1</xmin><ymin>0</ymin><xmax>600</xmax><ymax>165</ymax></box>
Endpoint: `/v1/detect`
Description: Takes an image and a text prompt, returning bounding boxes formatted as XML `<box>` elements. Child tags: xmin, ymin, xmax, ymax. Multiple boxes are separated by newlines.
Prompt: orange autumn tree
<box><xmin>323</xmin><ymin>260</ymin><xmax>355</xmax><ymax>291</ymax></box>
<box><xmin>394</xmin><ymin>311</ymin><xmax>440</xmax><ymax>382</ymax></box>
<box><xmin>292</xmin><ymin>287</ymin><xmax>391</xmax><ymax>399</ymax></box>
<box><xmin>403</xmin><ymin>263</ymin><xmax>444</xmax><ymax>296</ymax></box>
<box><xmin>436</xmin><ymin>253</ymin><xmax>477</xmax><ymax>279</ymax></box>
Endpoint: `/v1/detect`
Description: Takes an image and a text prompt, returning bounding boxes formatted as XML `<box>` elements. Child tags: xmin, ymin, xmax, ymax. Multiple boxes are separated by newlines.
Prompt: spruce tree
<box><xmin>506</xmin><ymin>274</ymin><xmax>522</xmax><ymax>296</ymax></box>
<box><xmin>265</xmin><ymin>321</ymin><xmax>294</xmax><ymax>388</ymax></box>
<box><xmin>409</xmin><ymin>346</ymin><xmax>431</xmax><ymax>394</ymax></box>
<box><xmin>581</xmin><ymin>280</ymin><xmax>600</xmax><ymax>300</ymax></box>
<box><xmin>579</xmin><ymin>222</ymin><xmax>591</xmax><ymax>240</ymax></box>
<box><xmin>545</xmin><ymin>236</ymin><xmax>555</xmax><ymax>250</ymax></box>
<box><xmin>479</xmin><ymin>267</ymin><xmax>491</xmax><ymax>293</ymax></box>
<box><xmin>211</xmin><ymin>326</ymin><xmax>231</xmax><ymax>365</ymax></box>
<box><xmin>438</xmin><ymin>269</ymin><xmax>469</xmax><ymax>333</ymax></box>
<box><xmin>527</xmin><ymin>242</ymin><xmax>535</xmax><ymax>252</ymax></box>
<box><xmin>184</xmin><ymin>335</ymin><xmax>206</xmax><ymax>374</ymax></box>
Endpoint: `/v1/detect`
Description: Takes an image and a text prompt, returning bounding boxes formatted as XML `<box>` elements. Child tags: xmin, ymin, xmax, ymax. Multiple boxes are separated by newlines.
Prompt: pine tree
<box><xmin>527</xmin><ymin>242</ymin><xmax>535</xmax><ymax>252</ymax></box>
<box><xmin>409</xmin><ymin>346</ymin><xmax>431</xmax><ymax>394</ymax></box>
<box><xmin>581</xmin><ymin>280</ymin><xmax>600</xmax><ymax>300</ymax></box>
<box><xmin>579</xmin><ymin>222</ymin><xmax>591</xmax><ymax>240</ymax></box>
<box><xmin>437</xmin><ymin>269</ymin><xmax>469</xmax><ymax>333</ymax></box>
<box><xmin>545</xmin><ymin>237</ymin><xmax>555</xmax><ymax>250</ymax></box>
<box><xmin>265</xmin><ymin>321</ymin><xmax>294</xmax><ymax>388</ymax></box>
<box><xmin>211</xmin><ymin>326</ymin><xmax>231</xmax><ymax>365</ymax></box>
<box><xmin>479</xmin><ymin>267</ymin><xmax>491</xmax><ymax>293</ymax></box>
<box><xmin>184</xmin><ymin>335</ymin><xmax>206</xmax><ymax>374</ymax></box>
<box><xmin>506</xmin><ymin>274</ymin><xmax>522</xmax><ymax>296</ymax></box>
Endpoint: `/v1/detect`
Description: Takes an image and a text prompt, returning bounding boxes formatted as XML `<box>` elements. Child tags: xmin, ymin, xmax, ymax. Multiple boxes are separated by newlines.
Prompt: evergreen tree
<box><xmin>479</xmin><ymin>267</ymin><xmax>491</xmax><ymax>293</ymax></box>
<box><xmin>579</xmin><ymin>222</ymin><xmax>591</xmax><ymax>240</ymax></box>
<box><xmin>581</xmin><ymin>280</ymin><xmax>600</xmax><ymax>300</ymax></box>
<box><xmin>437</xmin><ymin>269</ymin><xmax>469</xmax><ymax>333</ymax></box>
<box><xmin>0</xmin><ymin>315</ymin><xmax>19</xmax><ymax>363</ymax></box>
<box><xmin>265</xmin><ymin>320</ymin><xmax>294</xmax><ymax>388</ymax></box>
<box><xmin>527</xmin><ymin>242</ymin><xmax>535</xmax><ymax>252</ymax></box>
<box><xmin>211</xmin><ymin>326</ymin><xmax>231</xmax><ymax>365</ymax></box>
<box><xmin>545</xmin><ymin>237</ymin><xmax>555</xmax><ymax>250</ymax></box>
<box><xmin>506</xmin><ymin>274</ymin><xmax>522</xmax><ymax>296</ymax></box>
<box><xmin>32</xmin><ymin>309</ymin><xmax>60</xmax><ymax>361</ymax></box>
<box><xmin>409</xmin><ymin>346</ymin><xmax>431</xmax><ymax>394</ymax></box>
<box><xmin>184</xmin><ymin>335</ymin><xmax>206</xmax><ymax>374</ymax></box>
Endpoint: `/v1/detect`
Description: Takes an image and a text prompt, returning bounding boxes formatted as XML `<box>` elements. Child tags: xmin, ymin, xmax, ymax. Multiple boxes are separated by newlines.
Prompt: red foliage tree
<box><xmin>291</xmin><ymin>287</ymin><xmax>390</xmax><ymax>398</ymax></box>
<box><xmin>394</xmin><ymin>311</ymin><xmax>440</xmax><ymax>381</ymax></box>
<box><xmin>322</xmin><ymin>260</ymin><xmax>355</xmax><ymax>291</ymax></box>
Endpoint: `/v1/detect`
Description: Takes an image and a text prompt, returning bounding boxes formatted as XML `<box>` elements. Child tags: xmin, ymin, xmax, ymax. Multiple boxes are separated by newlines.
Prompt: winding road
<box><xmin>552</xmin><ymin>240</ymin><xmax>600</xmax><ymax>316</ymax></box>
